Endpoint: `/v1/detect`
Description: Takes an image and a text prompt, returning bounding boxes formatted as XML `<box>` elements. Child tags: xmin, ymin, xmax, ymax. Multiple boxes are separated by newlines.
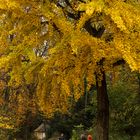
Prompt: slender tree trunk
<box><xmin>84</xmin><ymin>76</ymin><xmax>88</xmax><ymax>109</ymax></box>
<box><xmin>96</xmin><ymin>68</ymin><xmax>109</xmax><ymax>140</ymax></box>
<box><xmin>137</xmin><ymin>73</ymin><xmax>140</xmax><ymax>96</ymax></box>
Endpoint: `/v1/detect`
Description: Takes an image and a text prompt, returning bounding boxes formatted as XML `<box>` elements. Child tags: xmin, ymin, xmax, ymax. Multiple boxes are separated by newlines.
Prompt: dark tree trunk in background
<box><xmin>137</xmin><ymin>73</ymin><xmax>140</xmax><ymax>100</ymax></box>
<box><xmin>96</xmin><ymin>66</ymin><xmax>109</xmax><ymax>140</ymax></box>
<box><xmin>84</xmin><ymin>17</ymin><xmax>108</xmax><ymax>140</ymax></box>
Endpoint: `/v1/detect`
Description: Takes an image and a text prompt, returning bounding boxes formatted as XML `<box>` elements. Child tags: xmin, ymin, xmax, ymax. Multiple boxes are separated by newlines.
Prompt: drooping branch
<box><xmin>113</xmin><ymin>59</ymin><xmax>125</xmax><ymax>67</ymax></box>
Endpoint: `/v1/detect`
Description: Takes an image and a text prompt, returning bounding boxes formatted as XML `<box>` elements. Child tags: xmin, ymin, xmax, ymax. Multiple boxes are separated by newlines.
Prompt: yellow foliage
<box><xmin>78</xmin><ymin>0</ymin><xmax>104</xmax><ymax>16</ymax></box>
<box><xmin>0</xmin><ymin>0</ymin><xmax>140</xmax><ymax>118</ymax></box>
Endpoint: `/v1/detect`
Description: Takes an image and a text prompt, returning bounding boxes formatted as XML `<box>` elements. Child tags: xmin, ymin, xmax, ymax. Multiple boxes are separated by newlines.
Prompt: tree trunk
<box><xmin>96</xmin><ymin>69</ymin><xmax>109</xmax><ymax>140</ymax></box>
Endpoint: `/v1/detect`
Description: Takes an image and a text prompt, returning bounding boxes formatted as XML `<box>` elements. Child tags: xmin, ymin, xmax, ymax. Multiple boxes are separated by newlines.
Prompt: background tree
<box><xmin>107</xmin><ymin>65</ymin><xmax>140</xmax><ymax>140</ymax></box>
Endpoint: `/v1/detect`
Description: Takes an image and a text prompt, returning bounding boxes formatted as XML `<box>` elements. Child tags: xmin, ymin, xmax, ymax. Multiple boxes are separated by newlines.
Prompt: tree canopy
<box><xmin>0</xmin><ymin>0</ymin><xmax>140</xmax><ymax>118</ymax></box>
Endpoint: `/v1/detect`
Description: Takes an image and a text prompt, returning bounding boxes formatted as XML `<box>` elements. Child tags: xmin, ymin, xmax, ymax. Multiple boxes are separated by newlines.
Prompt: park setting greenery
<box><xmin>0</xmin><ymin>0</ymin><xmax>140</xmax><ymax>140</ymax></box>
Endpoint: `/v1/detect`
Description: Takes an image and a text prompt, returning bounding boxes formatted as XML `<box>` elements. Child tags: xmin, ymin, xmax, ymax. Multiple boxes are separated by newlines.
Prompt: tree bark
<box><xmin>96</xmin><ymin>69</ymin><xmax>109</xmax><ymax>140</ymax></box>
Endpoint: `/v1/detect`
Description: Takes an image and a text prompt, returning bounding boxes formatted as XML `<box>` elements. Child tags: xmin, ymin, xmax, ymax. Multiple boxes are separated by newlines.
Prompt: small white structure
<box><xmin>34</xmin><ymin>123</ymin><xmax>50</xmax><ymax>140</ymax></box>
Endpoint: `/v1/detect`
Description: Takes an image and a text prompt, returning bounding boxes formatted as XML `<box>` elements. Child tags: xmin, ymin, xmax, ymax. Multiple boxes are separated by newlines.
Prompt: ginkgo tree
<box><xmin>0</xmin><ymin>0</ymin><xmax>140</xmax><ymax>140</ymax></box>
